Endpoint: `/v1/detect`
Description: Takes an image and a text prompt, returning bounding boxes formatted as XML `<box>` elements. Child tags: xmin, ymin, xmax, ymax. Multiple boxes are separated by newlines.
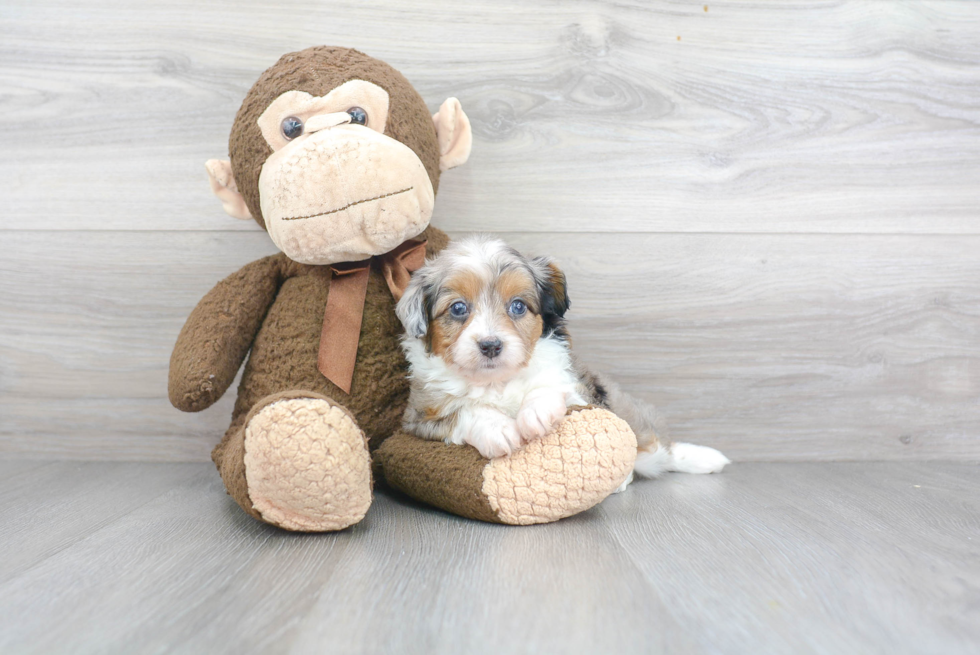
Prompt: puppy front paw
<box><xmin>517</xmin><ymin>389</ymin><xmax>568</xmax><ymax>442</ymax></box>
<box><xmin>464</xmin><ymin>410</ymin><xmax>522</xmax><ymax>459</ymax></box>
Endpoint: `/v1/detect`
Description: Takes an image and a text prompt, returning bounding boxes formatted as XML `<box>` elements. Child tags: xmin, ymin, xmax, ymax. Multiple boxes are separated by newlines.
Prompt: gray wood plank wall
<box><xmin>1</xmin><ymin>0</ymin><xmax>978</xmax><ymax>461</ymax></box>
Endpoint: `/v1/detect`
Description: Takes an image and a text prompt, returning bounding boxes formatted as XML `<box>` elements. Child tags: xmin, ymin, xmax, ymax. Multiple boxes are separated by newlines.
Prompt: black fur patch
<box><xmin>532</xmin><ymin>258</ymin><xmax>570</xmax><ymax>338</ymax></box>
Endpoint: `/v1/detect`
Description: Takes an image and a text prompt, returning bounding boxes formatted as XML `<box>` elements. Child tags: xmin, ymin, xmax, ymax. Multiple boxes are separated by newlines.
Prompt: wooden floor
<box><xmin>1</xmin><ymin>460</ymin><xmax>977</xmax><ymax>654</ymax></box>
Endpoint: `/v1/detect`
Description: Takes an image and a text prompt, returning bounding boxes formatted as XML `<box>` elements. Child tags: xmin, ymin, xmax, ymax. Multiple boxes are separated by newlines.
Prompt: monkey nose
<box><xmin>478</xmin><ymin>337</ymin><xmax>503</xmax><ymax>359</ymax></box>
<box><xmin>305</xmin><ymin>112</ymin><xmax>353</xmax><ymax>133</ymax></box>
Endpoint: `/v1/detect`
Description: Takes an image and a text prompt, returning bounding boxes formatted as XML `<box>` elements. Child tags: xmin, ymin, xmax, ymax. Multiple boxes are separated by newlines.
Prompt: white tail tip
<box><xmin>668</xmin><ymin>442</ymin><xmax>731</xmax><ymax>474</ymax></box>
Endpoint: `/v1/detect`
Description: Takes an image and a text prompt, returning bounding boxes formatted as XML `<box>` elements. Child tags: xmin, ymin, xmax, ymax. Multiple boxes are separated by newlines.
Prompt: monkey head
<box><xmin>204</xmin><ymin>47</ymin><xmax>471</xmax><ymax>265</ymax></box>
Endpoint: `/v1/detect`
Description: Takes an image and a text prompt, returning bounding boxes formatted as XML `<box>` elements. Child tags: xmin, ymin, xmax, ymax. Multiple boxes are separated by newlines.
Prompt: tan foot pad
<box><xmin>482</xmin><ymin>407</ymin><xmax>637</xmax><ymax>525</ymax></box>
<box><xmin>243</xmin><ymin>398</ymin><xmax>372</xmax><ymax>531</ymax></box>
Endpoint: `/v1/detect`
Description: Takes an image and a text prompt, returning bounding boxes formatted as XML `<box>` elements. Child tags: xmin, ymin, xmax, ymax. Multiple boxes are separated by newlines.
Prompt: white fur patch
<box><xmin>404</xmin><ymin>335</ymin><xmax>586</xmax><ymax>420</ymax></box>
<box><xmin>448</xmin><ymin>301</ymin><xmax>526</xmax><ymax>380</ymax></box>
<box><xmin>402</xmin><ymin>334</ymin><xmax>588</xmax><ymax>454</ymax></box>
<box><xmin>516</xmin><ymin>387</ymin><xmax>569</xmax><ymax>441</ymax></box>
<box><xmin>613</xmin><ymin>471</ymin><xmax>634</xmax><ymax>493</ymax></box>
<box><xmin>668</xmin><ymin>442</ymin><xmax>731</xmax><ymax>474</ymax></box>
<box><xmin>633</xmin><ymin>443</ymin><xmax>672</xmax><ymax>478</ymax></box>
<box><xmin>452</xmin><ymin>405</ymin><xmax>522</xmax><ymax>459</ymax></box>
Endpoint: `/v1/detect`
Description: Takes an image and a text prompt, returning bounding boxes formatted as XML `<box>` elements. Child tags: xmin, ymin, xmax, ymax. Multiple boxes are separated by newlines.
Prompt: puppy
<box><xmin>395</xmin><ymin>236</ymin><xmax>729</xmax><ymax>484</ymax></box>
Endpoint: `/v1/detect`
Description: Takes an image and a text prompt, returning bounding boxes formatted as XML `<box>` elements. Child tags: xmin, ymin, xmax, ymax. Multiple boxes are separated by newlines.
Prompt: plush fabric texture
<box><xmin>482</xmin><ymin>407</ymin><xmax>637</xmax><ymax>525</ymax></box>
<box><xmin>175</xmin><ymin>219</ymin><xmax>639</xmax><ymax>529</ymax></box>
<box><xmin>432</xmin><ymin>97</ymin><xmax>473</xmax><ymax>172</ymax></box>
<box><xmin>168</xmin><ymin>256</ymin><xmax>282</xmax><ymax>413</ymax></box>
<box><xmin>376</xmin><ymin>408</ymin><xmax>637</xmax><ymax>525</ymax></box>
<box><xmin>374</xmin><ymin>431</ymin><xmax>504</xmax><ymax>523</ymax></box>
<box><xmin>170</xmin><ymin>225</ymin><xmax>445</xmax><ymax>526</ymax></box>
<box><xmin>179</xmin><ymin>225</ymin><xmax>451</xmax><ymax>454</ymax></box>
<box><xmin>258</xmin><ymin>124</ymin><xmax>435</xmax><ymax>265</ymax></box>
<box><xmin>243</xmin><ymin>395</ymin><xmax>372</xmax><ymax>531</ymax></box>
<box><xmin>317</xmin><ymin>238</ymin><xmax>428</xmax><ymax>393</ymax></box>
<box><xmin>229</xmin><ymin>47</ymin><xmax>442</xmax><ymax>229</ymax></box>
<box><xmin>172</xmin><ymin>46</ymin><xmax>639</xmax><ymax>531</ymax></box>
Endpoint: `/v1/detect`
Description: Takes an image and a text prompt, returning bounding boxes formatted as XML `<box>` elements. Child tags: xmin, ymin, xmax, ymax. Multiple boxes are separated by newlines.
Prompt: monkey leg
<box><xmin>375</xmin><ymin>407</ymin><xmax>637</xmax><ymax>525</ymax></box>
<box><xmin>212</xmin><ymin>390</ymin><xmax>372</xmax><ymax>531</ymax></box>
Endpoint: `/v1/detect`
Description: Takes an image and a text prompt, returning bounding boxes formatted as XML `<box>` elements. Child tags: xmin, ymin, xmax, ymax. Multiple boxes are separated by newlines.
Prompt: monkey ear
<box><xmin>205</xmin><ymin>159</ymin><xmax>253</xmax><ymax>220</ymax></box>
<box><xmin>432</xmin><ymin>98</ymin><xmax>472</xmax><ymax>172</ymax></box>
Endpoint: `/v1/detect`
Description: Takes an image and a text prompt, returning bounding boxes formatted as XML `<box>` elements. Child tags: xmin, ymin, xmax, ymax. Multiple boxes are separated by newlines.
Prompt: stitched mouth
<box><xmin>281</xmin><ymin>186</ymin><xmax>414</xmax><ymax>221</ymax></box>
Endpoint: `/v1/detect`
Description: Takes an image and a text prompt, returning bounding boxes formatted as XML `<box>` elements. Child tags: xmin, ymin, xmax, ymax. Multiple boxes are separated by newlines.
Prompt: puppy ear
<box><xmin>531</xmin><ymin>256</ymin><xmax>570</xmax><ymax>331</ymax></box>
<box><xmin>395</xmin><ymin>270</ymin><xmax>432</xmax><ymax>339</ymax></box>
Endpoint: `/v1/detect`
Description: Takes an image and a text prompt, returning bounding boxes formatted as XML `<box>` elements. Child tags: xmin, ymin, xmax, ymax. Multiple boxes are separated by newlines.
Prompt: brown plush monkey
<box><xmin>169</xmin><ymin>46</ymin><xmax>636</xmax><ymax>530</ymax></box>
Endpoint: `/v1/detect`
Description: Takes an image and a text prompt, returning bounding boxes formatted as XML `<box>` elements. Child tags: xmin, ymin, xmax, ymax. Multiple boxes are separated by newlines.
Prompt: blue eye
<box><xmin>449</xmin><ymin>301</ymin><xmax>468</xmax><ymax>318</ymax></box>
<box><xmin>347</xmin><ymin>107</ymin><xmax>367</xmax><ymax>125</ymax></box>
<box><xmin>509</xmin><ymin>299</ymin><xmax>527</xmax><ymax>316</ymax></box>
<box><xmin>281</xmin><ymin>116</ymin><xmax>303</xmax><ymax>140</ymax></box>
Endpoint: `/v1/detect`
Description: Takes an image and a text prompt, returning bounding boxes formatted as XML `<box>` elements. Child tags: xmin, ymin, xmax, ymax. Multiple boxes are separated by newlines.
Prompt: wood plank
<box><xmin>0</xmin><ymin>462</ymin><xmax>976</xmax><ymax>654</ymax></box>
<box><xmin>2</xmin><ymin>231</ymin><xmax>978</xmax><ymax>461</ymax></box>
<box><xmin>285</xmin><ymin>492</ymin><xmax>686</xmax><ymax>655</ymax></box>
<box><xmin>0</xmin><ymin>461</ymin><xmax>204</xmax><ymax>584</ymax></box>
<box><xmin>1</xmin><ymin>0</ymin><xmax>978</xmax><ymax>234</ymax></box>
<box><xmin>599</xmin><ymin>462</ymin><xmax>980</xmax><ymax>654</ymax></box>
<box><xmin>0</xmin><ymin>463</ymin><xmax>685</xmax><ymax>654</ymax></box>
<box><xmin>0</xmin><ymin>463</ymin><xmax>303</xmax><ymax>653</ymax></box>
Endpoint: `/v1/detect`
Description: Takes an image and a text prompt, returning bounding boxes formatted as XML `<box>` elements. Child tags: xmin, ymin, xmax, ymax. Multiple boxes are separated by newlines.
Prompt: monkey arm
<box><xmin>168</xmin><ymin>255</ymin><xmax>284</xmax><ymax>412</ymax></box>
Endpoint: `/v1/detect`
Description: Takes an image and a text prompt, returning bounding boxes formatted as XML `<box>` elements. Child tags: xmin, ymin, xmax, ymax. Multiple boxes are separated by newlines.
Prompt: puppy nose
<box><xmin>478</xmin><ymin>337</ymin><xmax>503</xmax><ymax>359</ymax></box>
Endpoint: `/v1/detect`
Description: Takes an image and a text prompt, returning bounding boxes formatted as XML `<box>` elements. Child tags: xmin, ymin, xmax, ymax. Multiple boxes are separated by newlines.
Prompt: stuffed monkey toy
<box><xmin>169</xmin><ymin>46</ymin><xmax>636</xmax><ymax>530</ymax></box>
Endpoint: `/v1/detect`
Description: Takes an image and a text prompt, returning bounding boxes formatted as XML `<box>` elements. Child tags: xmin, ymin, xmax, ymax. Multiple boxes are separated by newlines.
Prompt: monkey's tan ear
<box><xmin>432</xmin><ymin>98</ymin><xmax>472</xmax><ymax>172</ymax></box>
<box><xmin>205</xmin><ymin>159</ymin><xmax>253</xmax><ymax>220</ymax></box>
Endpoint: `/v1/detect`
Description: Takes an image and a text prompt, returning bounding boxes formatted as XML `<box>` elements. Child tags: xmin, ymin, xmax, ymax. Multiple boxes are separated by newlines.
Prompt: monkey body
<box><xmin>169</xmin><ymin>47</ymin><xmax>638</xmax><ymax>530</ymax></box>
<box><xmin>220</xmin><ymin>228</ymin><xmax>450</xmax><ymax>448</ymax></box>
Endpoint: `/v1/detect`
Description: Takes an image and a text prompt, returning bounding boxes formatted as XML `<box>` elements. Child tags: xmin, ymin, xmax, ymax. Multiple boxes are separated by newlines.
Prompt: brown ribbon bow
<box><xmin>318</xmin><ymin>238</ymin><xmax>427</xmax><ymax>394</ymax></box>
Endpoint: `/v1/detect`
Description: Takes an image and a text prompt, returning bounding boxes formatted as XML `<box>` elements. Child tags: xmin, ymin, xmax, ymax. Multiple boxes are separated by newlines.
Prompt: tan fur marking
<box><xmin>494</xmin><ymin>269</ymin><xmax>542</xmax><ymax>367</ymax></box>
<box><xmin>428</xmin><ymin>268</ymin><xmax>484</xmax><ymax>361</ymax></box>
<box><xmin>514</xmin><ymin>313</ymin><xmax>544</xmax><ymax>357</ymax></box>
<box><xmin>435</xmin><ymin>269</ymin><xmax>483</xmax><ymax>315</ymax></box>
<box><xmin>496</xmin><ymin>269</ymin><xmax>538</xmax><ymax>313</ymax></box>
<box><xmin>428</xmin><ymin>318</ymin><xmax>452</xmax><ymax>358</ymax></box>
<box><xmin>545</xmin><ymin>262</ymin><xmax>566</xmax><ymax>307</ymax></box>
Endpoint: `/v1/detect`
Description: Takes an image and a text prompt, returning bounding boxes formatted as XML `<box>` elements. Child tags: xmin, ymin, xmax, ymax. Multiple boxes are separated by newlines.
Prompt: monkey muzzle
<box><xmin>259</xmin><ymin>125</ymin><xmax>435</xmax><ymax>265</ymax></box>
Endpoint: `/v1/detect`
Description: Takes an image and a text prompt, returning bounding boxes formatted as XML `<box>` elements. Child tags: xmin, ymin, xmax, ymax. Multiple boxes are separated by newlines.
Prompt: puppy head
<box><xmin>396</xmin><ymin>235</ymin><xmax>570</xmax><ymax>383</ymax></box>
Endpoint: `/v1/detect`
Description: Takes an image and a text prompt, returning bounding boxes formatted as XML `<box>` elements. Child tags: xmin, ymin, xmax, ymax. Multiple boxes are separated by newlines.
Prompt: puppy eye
<box><xmin>347</xmin><ymin>107</ymin><xmax>367</xmax><ymax>125</ymax></box>
<box><xmin>281</xmin><ymin>116</ymin><xmax>304</xmax><ymax>140</ymax></box>
<box><xmin>449</xmin><ymin>301</ymin><xmax>468</xmax><ymax>318</ymax></box>
<box><xmin>509</xmin><ymin>299</ymin><xmax>527</xmax><ymax>316</ymax></box>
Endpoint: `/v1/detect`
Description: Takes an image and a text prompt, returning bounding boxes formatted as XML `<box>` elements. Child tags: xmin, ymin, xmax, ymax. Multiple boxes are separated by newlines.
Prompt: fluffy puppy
<box><xmin>395</xmin><ymin>236</ymin><xmax>730</xmax><ymax>483</ymax></box>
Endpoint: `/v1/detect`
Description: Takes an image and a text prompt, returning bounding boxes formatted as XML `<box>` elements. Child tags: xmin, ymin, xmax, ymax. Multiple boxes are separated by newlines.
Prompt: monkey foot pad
<box><xmin>243</xmin><ymin>397</ymin><xmax>372</xmax><ymax>531</ymax></box>
<box><xmin>483</xmin><ymin>407</ymin><xmax>637</xmax><ymax>525</ymax></box>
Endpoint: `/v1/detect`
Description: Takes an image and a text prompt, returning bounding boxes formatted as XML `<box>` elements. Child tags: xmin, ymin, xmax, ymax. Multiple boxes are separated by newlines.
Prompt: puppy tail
<box><xmin>634</xmin><ymin>441</ymin><xmax>731</xmax><ymax>478</ymax></box>
<box><xmin>588</xmin><ymin>370</ymin><xmax>731</xmax><ymax>478</ymax></box>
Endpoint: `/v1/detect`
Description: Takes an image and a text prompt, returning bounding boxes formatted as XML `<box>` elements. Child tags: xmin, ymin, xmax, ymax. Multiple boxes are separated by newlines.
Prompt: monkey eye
<box><xmin>347</xmin><ymin>107</ymin><xmax>367</xmax><ymax>126</ymax></box>
<box><xmin>509</xmin><ymin>299</ymin><xmax>527</xmax><ymax>317</ymax></box>
<box><xmin>449</xmin><ymin>301</ymin><xmax>468</xmax><ymax>318</ymax></box>
<box><xmin>280</xmin><ymin>116</ymin><xmax>304</xmax><ymax>140</ymax></box>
